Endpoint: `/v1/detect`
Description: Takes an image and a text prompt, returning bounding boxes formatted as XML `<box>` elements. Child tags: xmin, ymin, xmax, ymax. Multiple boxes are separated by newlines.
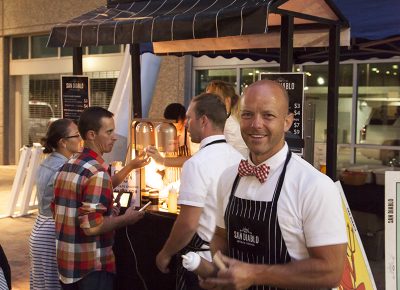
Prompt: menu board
<box><xmin>259</xmin><ymin>73</ymin><xmax>304</xmax><ymax>155</ymax></box>
<box><xmin>61</xmin><ymin>75</ymin><xmax>90</xmax><ymax>121</ymax></box>
<box><xmin>385</xmin><ymin>171</ymin><xmax>400</xmax><ymax>289</ymax></box>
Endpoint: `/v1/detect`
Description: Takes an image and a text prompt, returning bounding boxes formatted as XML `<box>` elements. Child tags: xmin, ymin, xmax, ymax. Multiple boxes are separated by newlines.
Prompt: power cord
<box><xmin>125</xmin><ymin>226</ymin><xmax>149</xmax><ymax>290</ymax></box>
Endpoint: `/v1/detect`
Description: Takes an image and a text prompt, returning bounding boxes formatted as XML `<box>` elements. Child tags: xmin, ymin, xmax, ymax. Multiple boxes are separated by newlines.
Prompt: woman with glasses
<box><xmin>29</xmin><ymin>118</ymin><xmax>81</xmax><ymax>290</ymax></box>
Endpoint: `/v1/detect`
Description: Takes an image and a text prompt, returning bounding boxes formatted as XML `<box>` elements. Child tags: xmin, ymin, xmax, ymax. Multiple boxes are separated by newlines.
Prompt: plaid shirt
<box><xmin>54</xmin><ymin>148</ymin><xmax>114</xmax><ymax>284</ymax></box>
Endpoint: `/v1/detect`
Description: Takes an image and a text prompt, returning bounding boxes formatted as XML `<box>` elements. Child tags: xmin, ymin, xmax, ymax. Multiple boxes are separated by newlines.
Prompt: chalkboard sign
<box><xmin>61</xmin><ymin>75</ymin><xmax>90</xmax><ymax>121</ymax></box>
<box><xmin>259</xmin><ymin>73</ymin><xmax>305</xmax><ymax>155</ymax></box>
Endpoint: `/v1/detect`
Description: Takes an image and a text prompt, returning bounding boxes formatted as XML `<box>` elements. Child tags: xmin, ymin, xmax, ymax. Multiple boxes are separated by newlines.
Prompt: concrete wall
<box><xmin>149</xmin><ymin>56</ymin><xmax>187</xmax><ymax>119</ymax></box>
<box><xmin>1</xmin><ymin>0</ymin><xmax>105</xmax><ymax>36</ymax></box>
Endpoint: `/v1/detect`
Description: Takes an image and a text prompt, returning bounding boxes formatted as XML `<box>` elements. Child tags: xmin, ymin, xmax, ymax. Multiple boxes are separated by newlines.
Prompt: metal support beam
<box><xmin>72</xmin><ymin>47</ymin><xmax>83</xmax><ymax>75</ymax></box>
<box><xmin>326</xmin><ymin>25</ymin><xmax>340</xmax><ymax>179</ymax></box>
<box><xmin>3</xmin><ymin>37</ymin><xmax>11</xmax><ymax>164</ymax></box>
<box><xmin>280</xmin><ymin>15</ymin><xmax>293</xmax><ymax>72</ymax></box>
<box><xmin>130</xmin><ymin>44</ymin><xmax>142</xmax><ymax>118</ymax></box>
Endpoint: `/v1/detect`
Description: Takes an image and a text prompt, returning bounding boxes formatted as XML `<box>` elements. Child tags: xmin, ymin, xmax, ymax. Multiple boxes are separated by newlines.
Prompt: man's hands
<box><xmin>111</xmin><ymin>204</ymin><xmax>121</xmax><ymax>217</ymax></box>
<box><xmin>111</xmin><ymin>152</ymin><xmax>150</xmax><ymax>188</ymax></box>
<box><xmin>156</xmin><ymin>249</ymin><xmax>172</xmax><ymax>273</ymax></box>
<box><xmin>123</xmin><ymin>205</ymin><xmax>145</xmax><ymax>225</ymax></box>
<box><xmin>145</xmin><ymin>146</ymin><xmax>165</xmax><ymax>165</ymax></box>
<box><xmin>200</xmin><ymin>253</ymin><xmax>254</xmax><ymax>290</ymax></box>
<box><xmin>128</xmin><ymin>151</ymin><xmax>151</xmax><ymax>169</ymax></box>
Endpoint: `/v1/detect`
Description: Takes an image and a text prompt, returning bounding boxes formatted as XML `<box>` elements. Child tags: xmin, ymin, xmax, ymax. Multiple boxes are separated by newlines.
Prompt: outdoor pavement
<box><xmin>0</xmin><ymin>165</ymin><xmax>385</xmax><ymax>289</ymax></box>
<box><xmin>0</xmin><ymin>165</ymin><xmax>32</xmax><ymax>290</ymax></box>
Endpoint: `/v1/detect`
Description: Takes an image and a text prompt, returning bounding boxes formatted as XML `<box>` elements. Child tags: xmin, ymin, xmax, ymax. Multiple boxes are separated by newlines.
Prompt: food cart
<box><xmin>47</xmin><ymin>1</ymin><xmax>350</xmax><ymax>288</ymax></box>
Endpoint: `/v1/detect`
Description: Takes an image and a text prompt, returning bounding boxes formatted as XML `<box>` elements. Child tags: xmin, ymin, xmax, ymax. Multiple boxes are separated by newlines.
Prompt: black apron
<box><xmin>178</xmin><ymin>128</ymin><xmax>190</xmax><ymax>157</ymax></box>
<box><xmin>176</xmin><ymin>139</ymin><xmax>227</xmax><ymax>290</ymax></box>
<box><xmin>224</xmin><ymin>150</ymin><xmax>292</xmax><ymax>290</ymax></box>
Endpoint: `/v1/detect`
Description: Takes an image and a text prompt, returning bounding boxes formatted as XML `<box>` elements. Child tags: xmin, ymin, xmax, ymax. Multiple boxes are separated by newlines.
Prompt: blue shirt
<box><xmin>36</xmin><ymin>152</ymin><xmax>68</xmax><ymax>216</ymax></box>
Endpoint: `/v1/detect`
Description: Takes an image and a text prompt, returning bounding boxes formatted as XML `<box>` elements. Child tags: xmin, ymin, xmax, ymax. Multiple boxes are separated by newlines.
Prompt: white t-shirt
<box><xmin>224</xmin><ymin>115</ymin><xmax>248</xmax><ymax>158</ymax></box>
<box><xmin>178</xmin><ymin>135</ymin><xmax>243</xmax><ymax>244</ymax></box>
<box><xmin>216</xmin><ymin>144</ymin><xmax>347</xmax><ymax>261</ymax></box>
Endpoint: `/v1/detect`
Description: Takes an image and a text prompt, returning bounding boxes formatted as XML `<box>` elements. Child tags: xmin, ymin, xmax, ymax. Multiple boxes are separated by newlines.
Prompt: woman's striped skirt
<box><xmin>29</xmin><ymin>214</ymin><xmax>61</xmax><ymax>290</ymax></box>
<box><xmin>0</xmin><ymin>268</ymin><xmax>9</xmax><ymax>290</ymax></box>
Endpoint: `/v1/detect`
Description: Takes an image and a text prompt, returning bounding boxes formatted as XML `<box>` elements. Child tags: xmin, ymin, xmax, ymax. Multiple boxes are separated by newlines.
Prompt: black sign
<box><xmin>259</xmin><ymin>73</ymin><xmax>305</xmax><ymax>155</ymax></box>
<box><xmin>61</xmin><ymin>76</ymin><xmax>90</xmax><ymax>122</ymax></box>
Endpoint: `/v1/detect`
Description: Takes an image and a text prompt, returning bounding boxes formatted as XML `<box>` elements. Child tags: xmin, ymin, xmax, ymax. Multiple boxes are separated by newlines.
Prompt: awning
<box><xmin>48</xmin><ymin>0</ymin><xmax>350</xmax><ymax>53</ymax></box>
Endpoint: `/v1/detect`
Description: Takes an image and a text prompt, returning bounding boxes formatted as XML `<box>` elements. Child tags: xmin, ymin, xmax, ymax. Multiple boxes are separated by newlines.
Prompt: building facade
<box><xmin>0</xmin><ymin>0</ymin><xmax>189</xmax><ymax>164</ymax></box>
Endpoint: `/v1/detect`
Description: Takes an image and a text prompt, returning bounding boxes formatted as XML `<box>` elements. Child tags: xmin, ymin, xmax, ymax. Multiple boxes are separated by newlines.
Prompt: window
<box><xmin>60</xmin><ymin>47</ymin><xmax>73</xmax><ymax>57</ymax></box>
<box><xmin>240</xmin><ymin>67</ymin><xmax>279</xmax><ymax>93</ymax></box>
<box><xmin>31</xmin><ymin>35</ymin><xmax>58</xmax><ymax>58</ymax></box>
<box><xmin>21</xmin><ymin>72</ymin><xmax>119</xmax><ymax>145</ymax></box>
<box><xmin>89</xmin><ymin>45</ymin><xmax>121</xmax><ymax>55</ymax></box>
<box><xmin>194</xmin><ymin>69</ymin><xmax>236</xmax><ymax>95</ymax></box>
<box><xmin>303</xmin><ymin>64</ymin><xmax>353</xmax><ymax>145</ymax></box>
<box><xmin>12</xmin><ymin>37</ymin><xmax>29</xmax><ymax>59</ymax></box>
<box><xmin>356</xmin><ymin>63</ymin><xmax>400</xmax><ymax>150</ymax></box>
<box><xmin>90</xmin><ymin>78</ymin><xmax>118</xmax><ymax>108</ymax></box>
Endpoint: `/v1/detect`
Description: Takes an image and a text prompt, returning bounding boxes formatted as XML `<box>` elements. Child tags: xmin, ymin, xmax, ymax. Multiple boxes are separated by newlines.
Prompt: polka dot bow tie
<box><xmin>238</xmin><ymin>159</ymin><xmax>270</xmax><ymax>183</ymax></box>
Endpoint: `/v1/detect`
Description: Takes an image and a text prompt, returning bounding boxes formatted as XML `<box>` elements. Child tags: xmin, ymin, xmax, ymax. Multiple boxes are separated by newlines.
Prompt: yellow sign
<box><xmin>335</xmin><ymin>182</ymin><xmax>377</xmax><ymax>290</ymax></box>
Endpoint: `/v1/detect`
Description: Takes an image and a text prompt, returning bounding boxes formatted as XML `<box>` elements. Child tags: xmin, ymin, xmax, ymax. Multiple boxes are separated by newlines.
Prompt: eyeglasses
<box><xmin>64</xmin><ymin>134</ymin><xmax>80</xmax><ymax>139</ymax></box>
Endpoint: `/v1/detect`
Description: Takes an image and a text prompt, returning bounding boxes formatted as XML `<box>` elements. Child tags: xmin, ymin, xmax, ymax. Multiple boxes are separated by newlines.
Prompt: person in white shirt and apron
<box><xmin>201</xmin><ymin>80</ymin><xmax>347</xmax><ymax>290</ymax></box>
<box><xmin>156</xmin><ymin>93</ymin><xmax>243</xmax><ymax>290</ymax></box>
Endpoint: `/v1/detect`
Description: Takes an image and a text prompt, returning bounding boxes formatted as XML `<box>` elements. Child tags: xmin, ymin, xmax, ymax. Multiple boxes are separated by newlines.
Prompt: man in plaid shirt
<box><xmin>53</xmin><ymin>107</ymin><xmax>147</xmax><ymax>290</ymax></box>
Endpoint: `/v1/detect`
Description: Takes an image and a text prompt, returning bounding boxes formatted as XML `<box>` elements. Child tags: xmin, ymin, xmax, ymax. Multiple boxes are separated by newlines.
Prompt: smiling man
<box><xmin>53</xmin><ymin>107</ymin><xmax>149</xmax><ymax>290</ymax></box>
<box><xmin>201</xmin><ymin>80</ymin><xmax>347</xmax><ymax>290</ymax></box>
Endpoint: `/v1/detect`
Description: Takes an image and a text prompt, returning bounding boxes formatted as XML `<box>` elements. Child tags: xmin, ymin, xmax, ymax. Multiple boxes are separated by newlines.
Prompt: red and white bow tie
<box><xmin>238</xmin><ymin>159</ymin><xmax>270</xmax><ymax>183</ymax></box>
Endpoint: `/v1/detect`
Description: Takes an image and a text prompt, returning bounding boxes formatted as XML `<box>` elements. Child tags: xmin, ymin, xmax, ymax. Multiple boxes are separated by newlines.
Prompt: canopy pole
<box><xmin>72</xmin><ymin>47</ymin><xmax>83</xmax><ymax>75</ymax></box>
<box><xmin>326</xmin><ymin>24</ymin><xmax>340</xmax><ymax>179</ymax></box>
<box><xmin>130</xmin><ymin>44</ymin><xmax>142</xmax><ymax>118</ymax></box>
<box><xmin>280</xmin><ymin>15</ymin><xmax>294</xmax><ymax>72</ymax></box>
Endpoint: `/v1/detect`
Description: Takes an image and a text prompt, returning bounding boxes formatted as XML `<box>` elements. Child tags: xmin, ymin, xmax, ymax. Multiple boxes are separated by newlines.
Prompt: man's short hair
<box><xmin>191</xmin><ymin>93</ymin><xmax>227</xmax><ymax>131</ymax></box>
<box><xmin>78</xmin><ymin>106</ymin><xmax>114</xmax><ymax>140</ymax></box>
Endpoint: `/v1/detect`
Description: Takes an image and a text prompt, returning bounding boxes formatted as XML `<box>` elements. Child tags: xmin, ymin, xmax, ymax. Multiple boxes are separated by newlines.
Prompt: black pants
<box><xmin>182</xmin><ymin>269</ymin><xmax>203</xmax><ymax>290</ymax></box>
<box><xmin>60</xmin><ymin>271</ymin><xmax>114</xmax><ymax>290</ymax></box>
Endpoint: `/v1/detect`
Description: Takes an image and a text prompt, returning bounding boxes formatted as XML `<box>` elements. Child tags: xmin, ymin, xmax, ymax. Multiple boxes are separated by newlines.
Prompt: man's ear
<box><xmin>200</xmin><ymin>115</ymin><xmax>208</xmax><ymax>128</ymax></box>
<box><xmin>86</xmin><ymin>130</ymin><xmax>96</xmax><ymax>141</ymax></box>
<box><xmin>284</xmin><ymin>113</ymin><xmax>294</xmax><ymax>132</ymax></box>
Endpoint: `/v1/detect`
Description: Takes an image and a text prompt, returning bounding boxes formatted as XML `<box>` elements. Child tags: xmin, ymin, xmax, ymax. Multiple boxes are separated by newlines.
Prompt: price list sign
<box><xmin>61</xmin><ymin>75</ymin><xmax>90</xmax><ymax>121</ymax></box>
<box><xmin>260</xmin><ymin>73</ymin><xmax>305</xmax><ymax>155</ymax></box>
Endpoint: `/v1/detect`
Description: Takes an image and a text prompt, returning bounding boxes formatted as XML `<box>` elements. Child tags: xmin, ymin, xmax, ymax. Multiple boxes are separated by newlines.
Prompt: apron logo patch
<box><xmin>233</xmin><ymin>227</ymin><xmax>260</xmax><ymax>246</ymax></box>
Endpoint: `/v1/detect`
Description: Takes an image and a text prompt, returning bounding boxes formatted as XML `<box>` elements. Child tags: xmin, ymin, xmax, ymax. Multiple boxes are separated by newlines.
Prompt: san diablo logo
<box><xmin>233</xmin><ymin>227</ymin><xmax>260</xmax><ymax>246</ymax></box>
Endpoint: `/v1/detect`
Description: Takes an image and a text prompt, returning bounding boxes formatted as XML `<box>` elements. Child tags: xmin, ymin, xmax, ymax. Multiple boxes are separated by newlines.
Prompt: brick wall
<box><xmin>149</xmin><ymin>56</ymin><xmax>186</xmax><ymax>119</ymax></box>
